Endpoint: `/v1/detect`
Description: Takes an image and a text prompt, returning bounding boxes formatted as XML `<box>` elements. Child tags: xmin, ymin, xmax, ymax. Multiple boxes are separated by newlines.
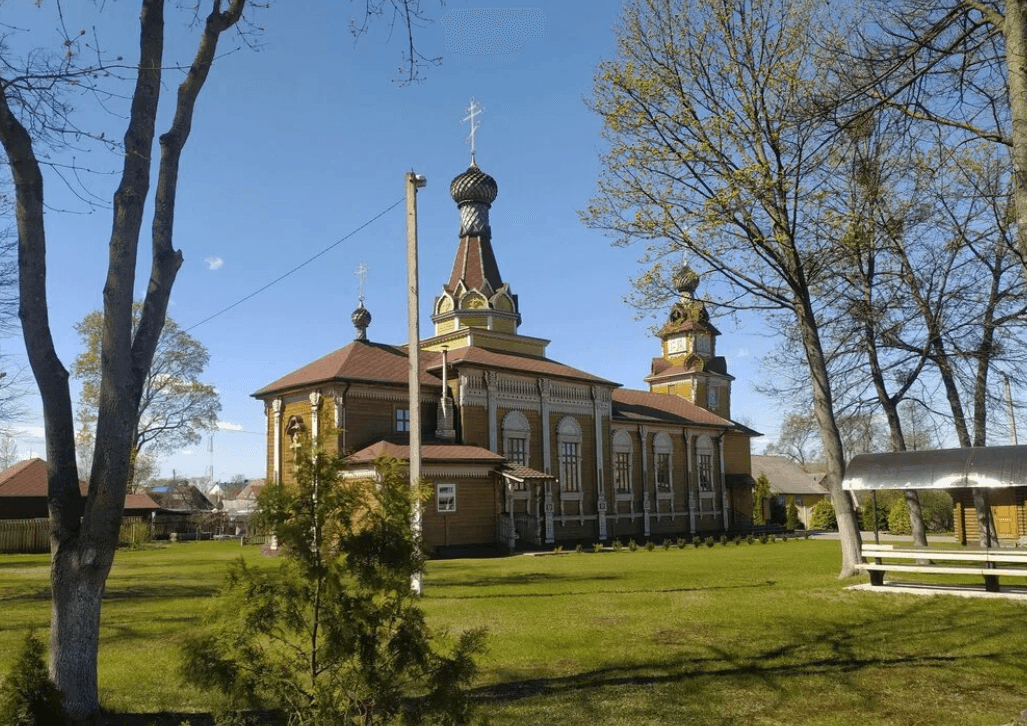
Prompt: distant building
<box><xmin>0</xmin><ymin>458</ymin><xmax>159</xmax><ymax>519</ymax></box>
<box><xmin>751</xmin><ymin>455</ymin><xmax>828</xmax><ymax>527</ymax></box>
<box><xmin>254</xmin><ymin>159</ymin><xmax>760</xmax><ymax>551</ymax></box>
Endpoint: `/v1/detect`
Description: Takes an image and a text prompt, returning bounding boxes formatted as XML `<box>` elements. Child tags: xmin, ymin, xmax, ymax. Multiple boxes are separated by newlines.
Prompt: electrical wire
<box><xmin>185</xmin><ymin>197</ymin><xmax>404</xmax><ymax>332</ymax></box>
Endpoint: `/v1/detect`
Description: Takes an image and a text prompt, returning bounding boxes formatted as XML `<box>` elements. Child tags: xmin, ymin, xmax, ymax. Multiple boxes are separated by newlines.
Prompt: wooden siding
<box><xmin>421</xmin><ymin>478</ymin><xmax>498</xmax><ymax>548</ymax></box>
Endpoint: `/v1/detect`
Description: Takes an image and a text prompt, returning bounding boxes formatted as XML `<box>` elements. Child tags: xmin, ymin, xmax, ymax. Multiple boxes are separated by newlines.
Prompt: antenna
<box><xmin>462</xmin><ymin>98</ymin><xmax>483</xmax><ymax>165</ymax></box>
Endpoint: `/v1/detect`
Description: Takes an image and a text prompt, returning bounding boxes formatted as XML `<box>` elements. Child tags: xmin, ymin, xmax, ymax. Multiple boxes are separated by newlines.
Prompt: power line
<box><xmin>186</xmin><ymin>197</ymin><xmax>404</xmax><ymax>332</ymax></box>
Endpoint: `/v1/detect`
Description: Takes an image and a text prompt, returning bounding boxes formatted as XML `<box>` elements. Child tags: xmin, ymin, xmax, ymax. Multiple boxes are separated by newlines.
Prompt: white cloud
<box><xmin>217</xmin><ymin>421</ymin><xmax>244</xmax><ymax>431</ymax></box>
<box><xmin>179</xmin><ymin>449</ymin><xmax>194</xmax><ymax>456</ymax></box>
<box><xmin>205</xmin><ymin>256</ymin><xmax>224</xmax><ymax>271</ymax></box>
<box><xmin>13</xmin><ymin>426</ymin><xmax>45</xmax><ymax>440</ymax></box>
<box><xmin>734</xmin><ymin>347</ymin><xmax>751</xmax><ymax>359</ymax></box>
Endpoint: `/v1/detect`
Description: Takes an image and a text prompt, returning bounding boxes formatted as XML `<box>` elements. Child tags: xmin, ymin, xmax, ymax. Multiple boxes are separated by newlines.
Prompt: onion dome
<box><xmin>351</xmin><ymin>303</ymin><xmax>371</xmax><ymax>341</ymax></box>
<box><xmin>673</xmin><ymin>263</ymin><xmax>700</xmax><ymax>298</ymax></box>
<box><xmin>450</xmin><ymin>163</ymin><xmax>498</xmax><ymax>238</ymax></box>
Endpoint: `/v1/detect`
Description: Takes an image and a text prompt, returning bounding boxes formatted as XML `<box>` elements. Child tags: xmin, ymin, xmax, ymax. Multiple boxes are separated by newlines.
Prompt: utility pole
<box><xmin>406</xmin><ymin>170</ymin><xmax>427</xmax><ymax>595</ymax></box>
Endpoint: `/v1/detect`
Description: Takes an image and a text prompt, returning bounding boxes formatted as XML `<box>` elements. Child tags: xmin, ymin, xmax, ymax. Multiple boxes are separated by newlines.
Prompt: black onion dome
<box><xmin>351</xmin><ymin>304</ymin><xmax>371</xmax><ymax>340</ymax></box>
<box><xmin>450</xmin><ymin>164</ymin><xmax>499</xmax><ymax>206</ymax></box>
<box><xmin>673</xmin><ymin>264</ymin><xmax>700</xmax><ymax>296</ymax></box>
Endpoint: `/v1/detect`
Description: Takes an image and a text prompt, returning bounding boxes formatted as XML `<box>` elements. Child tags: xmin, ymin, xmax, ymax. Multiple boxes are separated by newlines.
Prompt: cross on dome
<box><xmin>354</xmin><ymin>261</ymin><xmax>368</xmax><ymax>305</ymax></box>
<box><xmin>462</xmin><ymin>98</ymin><xmax>484</xmax><ymax>165</ymax></box>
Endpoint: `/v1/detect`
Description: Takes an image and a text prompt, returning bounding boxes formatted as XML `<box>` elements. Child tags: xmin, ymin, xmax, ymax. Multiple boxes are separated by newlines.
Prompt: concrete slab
<box><xmin>847</xmin><ymin>581</ymin><xmax>1027</xmax><ymax>601</ymax></box>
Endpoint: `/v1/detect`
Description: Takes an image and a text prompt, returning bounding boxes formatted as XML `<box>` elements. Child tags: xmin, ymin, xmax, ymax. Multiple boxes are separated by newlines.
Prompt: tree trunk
<box><xmin>794</xmin><ymin>296</ymin><xmax>862</xmax><ymax>576</ymax></box>
<box><xmin>1004</xmin><ymin>0</ymin><xmax>1027</xmax><ymax>272</ymax></box>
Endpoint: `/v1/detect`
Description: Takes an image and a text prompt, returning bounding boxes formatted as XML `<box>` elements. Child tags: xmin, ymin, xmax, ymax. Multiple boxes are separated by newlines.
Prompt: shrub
<box><xmin>612</xmin><ymin>539</ymin><xmax>623</xmax><ymax>552</ymax></box>
<box><xmin>645</xmin><ymin>540</ymin><xmax>656</xmax><ymax>552</ymax></box>
<box><xmin>888</xmin><ymin>496</ymin><xmax>913</xmax><ymax>535</ymax></box>
<box><xmin>118</xmin><ymin>519</ymin><xmax>152</xmax><ymax>549</ymax></box>
<box><xmin>628</xmin><ymin>539</ymin><xmax>639</xmax><ymax>552</ymax></box>
<box><xmin>860</xmin><ymin>496</ymin><xmax>890</xmax><ymax>532</ymax></box>
<box><xmin>553</xmin><ymin>545</ymin><xmax>564</xmax><ymax>554</ymax></box>
<box><xmin>719</xmin><ymin>534</ymin><xmax>728</xmax><ymax>546</ymax></box>
<box><xmin>593</xmin><ymin>542</ymin><xmax>604</xmax><ymax>553</ymax></box>
<box><xmin>181</xmin><ymin>440</ymin><xmax>484</xmax><ymax>726</ymax></box>
<box><xmin>733</xmin><ymin>535</ymin><xmax>742</xmax><ymax>545</ymax></box>
<box><xmin>677</xmin><ymin>537</ymin><xmax>687</xmax><ymax>549</ymax></box>
<box><xmin>662</xmin><ymin>539</ymin><xmax>672</xmax><ymax>550</ymax></box>
<box><xmin>810</xmin><ymin>498</ymin><xmax>837</xmax><ymax>530</ymax></box>
<box><xmin>692</xmin><ymin>535</ymin><xmax>702</xmax><ymax>548</ymax></box>
<box><xmin>0</xmin><ymin>631</ymin><xmax>67</xmax><ymax>726</ymax></box>
<box><xmin>704</xmin><ymin>536</ymin><xmax>715</xmax><ymax>548</ymax></box>
<box><xmin>574</xmin><ymin>544</ymin><xmax>583</xmax><ymax>553</ymax></box>
<box><xmin>786</xmin><ymin>500</ymin><xmax>801</xmax><ymax>531</ymax></box>
<box><xmin>759</xmin><ymin>533</ymin><xmax>769</xmax><ymax>544</ymax></box>
<box><xmin>746</xmin><ymin>534</ymin><xmax>755</xmax><ymax>545</ymax></box>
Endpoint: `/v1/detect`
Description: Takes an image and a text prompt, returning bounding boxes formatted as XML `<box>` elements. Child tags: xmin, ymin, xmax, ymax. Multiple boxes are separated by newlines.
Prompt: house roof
<box><xmin>0</xmin><ymin>458</ymin><xmax>159</xmax><ymax>510</ymax></box>
<box><xmin>252</xmin><ymin>340</ymin><xmax>442</xmax><ymax>397</ymax></box>
<box><xmin>501</xmin><ymin>465</ymin><xmax>554</xmax><ymax>481</ymax></box>
<box><xmin>237</xmin><ymin>480</ymin><xmax>266</xmax><ymax>500</ymax></box>
<box><xmin>346</xmin><ymin>439</ymin><xmax>505</xmax><ymax>465</ymax></box>
<box><xmin>612</xmin><ymin>388</ymin><xmax>755</xmax><ymax>432</ymax></box>
<box><xmin>751</xmin><ymin>455</ymin><xmax>827</xmax><ymax>496</ymax></box>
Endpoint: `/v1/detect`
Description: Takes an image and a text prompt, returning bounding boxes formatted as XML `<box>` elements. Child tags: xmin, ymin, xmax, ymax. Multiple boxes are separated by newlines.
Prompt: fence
<box><xmin>0</xmin><ymin>518</ymin><xmax>49</xmax><ymax>554</ymax></box>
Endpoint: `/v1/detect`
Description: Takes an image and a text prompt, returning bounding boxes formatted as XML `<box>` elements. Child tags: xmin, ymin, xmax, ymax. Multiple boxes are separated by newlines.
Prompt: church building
<box><xmin>253</xmin><ymin>159</ymin><xmax>760</xmax><ymax>552</ymax></box>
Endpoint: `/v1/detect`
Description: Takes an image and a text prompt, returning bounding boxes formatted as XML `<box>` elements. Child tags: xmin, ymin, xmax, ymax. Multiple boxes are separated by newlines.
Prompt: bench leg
<box><xmin>869</xmin><ymin>570</ymin><xmax>884</xmax><ymax>587</ymax></box>
<box><xmin>984</xmin><ymin>575</ymin><xmax>1000</xmax><ymax>593</ymax></box>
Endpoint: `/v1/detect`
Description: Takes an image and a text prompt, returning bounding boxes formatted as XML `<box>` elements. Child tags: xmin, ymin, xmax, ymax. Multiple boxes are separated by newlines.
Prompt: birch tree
<box><xmin>585</xmin><ymin>0</ymin><xmax>863</xmax><ymax>576</ymax></box>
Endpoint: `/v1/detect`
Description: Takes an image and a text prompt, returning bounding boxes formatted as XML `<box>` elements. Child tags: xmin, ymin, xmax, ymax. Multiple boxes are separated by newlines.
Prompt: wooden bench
<box><xmin>857</xmin><ymin>543</ymin><xmax>1027</xmax><ymax>592</ymax></box>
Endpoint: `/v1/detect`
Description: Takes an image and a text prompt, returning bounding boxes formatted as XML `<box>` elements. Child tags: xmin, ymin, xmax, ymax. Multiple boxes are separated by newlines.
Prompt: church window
<box><xmin>698</xmin><ymin>454</ymin><xmax>713</xmax><ymax>491</ymax></box>
<box><xmin>437</xmin><ymin>483</ymin><xmax>456</xmax><ymax>513</ymax></box>
<box><xmin>395</xmin><ymin>408</ymin><xmax>410</xmax><ymax>432</ymax></box>
<box><xmin>707</xmin><ymin>385</ymin><xmax>720</xmax><ymax>410</ymax></box>
<box><xmin>502</xmin><ymin>410</ymin><xmax>531</xmax><ymax>467</ymax></box>
<box><xmin>696</xmin><ymin>333</ymin><xmax>711</xmax><ymax>355</ymax></box>
<box><xmin>612</xmin><ymin>430</ymin><xmax>633</xmax><ymax>495</ymax></box>
<box><xmin>654</xmin><ymin>432</ymin><xmax>673</xmax><ymax>492</ymax></box>
<box><xmin>557</xmin><ymin>417</ymin><xmax>582</xmax><ymax>494</ymax></box>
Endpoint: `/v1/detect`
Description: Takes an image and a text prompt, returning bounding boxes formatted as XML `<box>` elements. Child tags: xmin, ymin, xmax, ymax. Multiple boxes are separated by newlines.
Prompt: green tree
<box><xmin>182</xmin><ymin>436</ymin><xmax>484</xmax><ymax>726</ymax></box>
<box><xmin>0</xmin><ymin>631</ymin><xmax>67</xmax><ymax>726</ymax></box>
<box><xmin>888</xmin><ymin>496</ymin><xmax>912</xmax><ymax>536</ymax></box>
<box><xmin>752</xmin><ymin>472</ymin><xmax>771</xmax><ymax>525</ymax></box>
<box><xmin>0</xmin><ymin>3</ymin><xmax>440</xmax><ymax>718</ymax></box>
<box><xmin>810</xmin><ymin>499</ymin><xmax>837</xmax><ymax>531</ymax></box>
<box><xmin>73</xmin><ymin>304</ymin><xmax>220</xmax><ymax>488</ymax></box>
<box><xmin>585</xmin><ymin>0</ymin><xmax>863</xmax><ymax>575</ymax></box>
<box><xmin>786</xmin><ymin>498</ymin><xmax>801</xmax><ymax>530</ymax></box>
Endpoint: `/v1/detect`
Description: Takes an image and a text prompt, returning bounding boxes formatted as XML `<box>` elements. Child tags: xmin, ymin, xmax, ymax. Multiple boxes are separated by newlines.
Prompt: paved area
<box><xmin>847</xmin><ymin>581</ymin><xmax>1027</xmax><ymax>601</ymax></box>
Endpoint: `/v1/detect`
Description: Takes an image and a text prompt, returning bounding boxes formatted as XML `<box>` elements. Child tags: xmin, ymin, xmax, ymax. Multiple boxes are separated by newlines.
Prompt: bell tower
<box><xmin>646</xmin><ymin>263</ymin><xmax>734</xmax><ymax>417</ymax></box>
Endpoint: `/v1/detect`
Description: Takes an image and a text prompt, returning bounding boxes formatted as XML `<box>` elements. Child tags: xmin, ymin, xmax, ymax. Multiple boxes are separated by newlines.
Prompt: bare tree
<box><xmin>585</xmin><ymin>0</ymin><xmax>863</xmax><ymax>576</ymax></box>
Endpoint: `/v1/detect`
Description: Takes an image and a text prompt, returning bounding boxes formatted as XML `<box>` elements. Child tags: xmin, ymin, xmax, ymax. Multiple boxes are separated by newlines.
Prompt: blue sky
<box><xmin>2</xmin><ymin>1</ymin><xmax>782</xmax><ymax>482</ymax></box>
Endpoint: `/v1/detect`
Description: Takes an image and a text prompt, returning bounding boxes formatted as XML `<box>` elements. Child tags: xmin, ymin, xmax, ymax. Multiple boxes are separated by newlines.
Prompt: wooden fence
<box><xmin>0</xmin><ymin>518</ymin><xmax>49</xmax><ymax>554</ymax></box>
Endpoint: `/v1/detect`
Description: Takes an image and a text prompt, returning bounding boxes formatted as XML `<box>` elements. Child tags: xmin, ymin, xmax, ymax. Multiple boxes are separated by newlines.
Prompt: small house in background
<box><xmin>751</xmin><ymin>455</ymin><xmax>828</xmax><ymax>528</ymax></box>
<box><xmin>0</xmin><ymin>458</ymin><xmax>159</xmax><ymax>519</ymax></box>
<box><xmin>146</xmin><ymin>481</ymin><xmax>214</xmax><ymax>513</ymax></box>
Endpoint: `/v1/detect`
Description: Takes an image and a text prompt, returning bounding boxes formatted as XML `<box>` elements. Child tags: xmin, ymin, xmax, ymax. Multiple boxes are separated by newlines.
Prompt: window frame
<box><xmin>436</xmin><ymin>483</ymin><xmax>456</xmax><ymax>513</ymax></box>
<box><xmin>557</xmin><ymin>416</ymin><xmax>583</xmax><ymax>496</ymax></box>
<box><xmin>395</xmin><ymin>407</ymin><xmax>410</xmax><ymax>433</ymax></box>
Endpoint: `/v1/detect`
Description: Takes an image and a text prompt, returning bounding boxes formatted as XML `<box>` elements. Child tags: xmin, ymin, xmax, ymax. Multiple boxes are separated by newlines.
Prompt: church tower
<box><xmin>646</xmin><ymin>263</ymin><xmax>734</xmax><ymax>418</ymax></box>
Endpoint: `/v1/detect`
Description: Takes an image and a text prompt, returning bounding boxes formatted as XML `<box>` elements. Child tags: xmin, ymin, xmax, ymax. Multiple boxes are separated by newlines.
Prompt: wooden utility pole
<box><xmin>406</xmin><ymin>170</ymin><xmax>426</xmax><ymax>595</ymax></box>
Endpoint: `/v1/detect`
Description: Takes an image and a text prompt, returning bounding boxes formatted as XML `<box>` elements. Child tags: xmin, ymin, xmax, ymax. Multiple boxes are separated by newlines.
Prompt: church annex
<box><xmin>253</xmin><ymin>160</ymin><xmax>760</xmax><ymax>551</ymax></box>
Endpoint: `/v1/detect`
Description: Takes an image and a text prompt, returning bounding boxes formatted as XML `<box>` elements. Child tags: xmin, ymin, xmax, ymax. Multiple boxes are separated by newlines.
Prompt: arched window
<box><xmin>557</xmin><ymin>416</ymin><xmax>582</xmax><ymax>494</ymax></box>
<box><xmin>654</xmin><ymin>432</ymin><xmax>673</xmax><ymax>493</ymax></box>
<box><xmin>502</xmin><ymin>410</ymin><xmax>530</xmax><ymax>467</ymax></box>
<box><xmin>612</xmin><ymin>429</ymin><xmax>633</xmax><ymax>497</ymax></box>
<box><xmin>696</xmin><ymin>434</ymin><xmax>715</xmax><ymax>511</ymax></box>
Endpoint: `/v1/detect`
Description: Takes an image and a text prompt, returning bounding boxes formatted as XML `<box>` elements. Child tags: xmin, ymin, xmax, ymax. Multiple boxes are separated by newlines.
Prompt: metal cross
<box><xmin>463</xmin><ymin>98</ymin><xmax>483</xmax><ymax>165</ymax></box>
<box><xmin>354</xmin><ymin>261</ymin><xmax>368</xmax><ymax>305</ymax></box>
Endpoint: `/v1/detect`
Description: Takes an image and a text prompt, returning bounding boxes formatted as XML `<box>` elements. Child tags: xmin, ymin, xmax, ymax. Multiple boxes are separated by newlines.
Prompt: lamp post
<box><xmin>406</xmin><ymin>170</ymin><xmax>426</xmax><ymax>595</ymax></box>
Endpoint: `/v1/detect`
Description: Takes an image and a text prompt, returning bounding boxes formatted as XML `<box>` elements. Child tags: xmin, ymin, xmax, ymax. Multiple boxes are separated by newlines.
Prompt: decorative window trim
<box><xmin>502</xmin><ymin>410</ymin><xmax>531</xmax><ymax>467</ymax></box>
<box><xmin>697</xmin><ymin>434</ymin><xmax>715</xmax><ymax>495</ymax></box>
<box><xmin>557</xmin><ymin>416</ymin><xmax>582</xmax><ymax>496</ymax></box>
<box><xmin>612</xmin><ymin>429</ymin><xmax>633</xmax><ymax>499</ymax></box>
<box><xmin>436</xmin><ymin>483</ymin><xmax>456</xmax><ymax>513</ymax></box>
<box><xmin>654</xmin><ymin>432</ymin><xmax>673</xmax><ymax>497</ymax></box>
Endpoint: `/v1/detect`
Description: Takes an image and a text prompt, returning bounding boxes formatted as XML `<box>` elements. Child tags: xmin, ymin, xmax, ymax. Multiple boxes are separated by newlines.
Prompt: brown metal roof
<box><xmin>0</xmin><ymin>458</ymin><xmax>158</xmax><ymax>511</ymax></box>
<box><xmin>253</xmin><ymin>340</ymin><xmax>442</xmax><ymax>397</ymax></box>
<box><xmin>445</xmin><ymin>234</ymin><xmax>504</xmax><ymax>297</ymax></box>
<box><xmin>612</xmin><ymin>388</ymin><xmax>735</xmax><ymax>428</ymax></box>
<box><xmin>443</xmin><ymin>346</ymin><xmax>617</xmax><ymax>385</ymax></box>
<box><xmin>346</xmin><ymin>439</ymin><xmax>506</xmax><ymax>465</ymax></box>
<box><xmin>502</xmin><ymin>465</ymin><xmax>554</xmax><ymax>481</ymax></box>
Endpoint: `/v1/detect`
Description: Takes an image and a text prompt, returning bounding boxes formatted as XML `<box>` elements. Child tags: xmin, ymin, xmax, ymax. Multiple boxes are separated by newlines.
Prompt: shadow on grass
<box><xmin>471</xmin><ymin>598</ymin><xmax>1015</xmax><ymax>705</ymax></box>
<box><xmin>431</xmin><ymin>579</ymin><xmax>778</xmax><ymax>600</ymax></box>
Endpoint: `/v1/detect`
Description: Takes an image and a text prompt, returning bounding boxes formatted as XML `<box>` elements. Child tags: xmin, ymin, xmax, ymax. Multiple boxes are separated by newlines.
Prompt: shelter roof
<box><xmin>843</xmin><ymin>445</ymin><xmax>1027</xmax><ymax>491</ymax></box>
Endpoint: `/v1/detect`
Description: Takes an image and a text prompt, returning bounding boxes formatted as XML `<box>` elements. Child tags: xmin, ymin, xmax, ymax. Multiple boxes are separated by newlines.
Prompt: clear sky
<box><xmin>1</xmin><ymin>1</ymin><xmax>784</xmax><ymax>484</ymax></box>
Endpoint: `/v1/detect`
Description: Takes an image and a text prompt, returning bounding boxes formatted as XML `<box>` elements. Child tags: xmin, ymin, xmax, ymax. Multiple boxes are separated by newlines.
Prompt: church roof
<box><xmin>439</xmin><ymin>345</ymin><xmax>617</xmax><ymax>385</ymax></box>
<box><xmin>252</xmin><ymin>340</ymin><xmax>441</xmax><ymax>397</ymax></box>
<box><xmin>612</xmin><ymin>388</ymin><xmax>745</xmax><ymax>430</ymax></box>
<box><xmin>648</xmin><ymin>356</ymin><xmax>733</xmax><ymax>380</ymax></box>
<box><xmin>346</xmin><ymin>439</ymin><xmax>505</xmax><ymax>464</ymax></box>
<box><xmin>444</xmin><ymin>233</ymin><xmax>504</xmax><ymax>297</ymax></box>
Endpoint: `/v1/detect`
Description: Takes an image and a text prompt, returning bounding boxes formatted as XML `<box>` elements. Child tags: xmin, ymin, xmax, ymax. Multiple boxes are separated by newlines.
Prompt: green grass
<box><xmin>2</xmin><ymin>539</ymin><xmax>1026</xmax><ymax>725</ymax></box>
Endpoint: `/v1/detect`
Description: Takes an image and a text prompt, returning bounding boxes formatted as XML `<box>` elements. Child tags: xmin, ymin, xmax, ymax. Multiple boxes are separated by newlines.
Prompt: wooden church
<box><xmin>253</xmin><ymin>159</ymin><xmax>760</xmax><ymax>552</ymax></box>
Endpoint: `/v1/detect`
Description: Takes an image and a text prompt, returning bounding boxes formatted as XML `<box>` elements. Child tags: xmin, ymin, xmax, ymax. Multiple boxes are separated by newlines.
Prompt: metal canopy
<box><xmin>843</xmin><ymin>445</ymin><xmax>1027</xmax><ymax>491</ymax></box>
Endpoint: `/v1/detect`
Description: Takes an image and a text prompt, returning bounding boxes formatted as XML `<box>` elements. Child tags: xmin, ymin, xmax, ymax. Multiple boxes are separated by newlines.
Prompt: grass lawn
<box><xmin>1</xmin><ymin>538</ymin><xmax>1026</xmax><ymax>725</ymax></box>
